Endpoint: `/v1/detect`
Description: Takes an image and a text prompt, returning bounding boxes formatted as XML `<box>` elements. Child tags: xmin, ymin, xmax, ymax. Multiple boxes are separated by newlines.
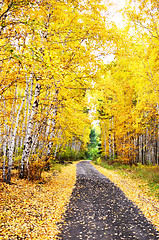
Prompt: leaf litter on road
<box><xmin>93</xmin><ymin>163</ymin><xmax>159</xmax><ymax>231</ymax></box>
<box><xmin>57</xmin><ymin>161</ymin><xmax>159</xmax><ymax>240</ymax></box>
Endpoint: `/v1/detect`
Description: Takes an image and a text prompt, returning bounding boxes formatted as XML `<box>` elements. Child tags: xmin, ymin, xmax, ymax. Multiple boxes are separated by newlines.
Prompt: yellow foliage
<box><xmin>0</xmin><ymin>162</ymin><xmax>77</xmax><ymax>239</ymax></box>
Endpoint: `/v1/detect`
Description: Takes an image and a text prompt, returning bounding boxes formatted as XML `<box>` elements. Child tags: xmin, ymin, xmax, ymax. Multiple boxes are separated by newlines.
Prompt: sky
<box><xmin>92</xmin><ymin>0</ymin><xmax>127</xmax><ymax>126</ymax></box>
<box><xmin>111</xmin><ymin>0</ymin><xmax>126</xmax><ymax>27</ymax></box>
<box><xmin>102</xmin><ymin>0</ymin><xmax>126</xmax><ymax>64</ymax></box>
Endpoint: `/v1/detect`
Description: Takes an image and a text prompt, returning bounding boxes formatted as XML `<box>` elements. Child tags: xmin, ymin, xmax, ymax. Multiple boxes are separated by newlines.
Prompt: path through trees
<box><xmin>58</xmin><ymin>161</ymin><xmax>159</xmax><ymax>240</ymax></box>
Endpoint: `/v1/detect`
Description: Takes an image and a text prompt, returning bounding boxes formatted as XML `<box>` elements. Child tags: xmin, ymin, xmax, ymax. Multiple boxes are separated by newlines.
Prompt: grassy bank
<box><xmin>93</xmin><ymin>160</ymin><xmax>159</xmax><ymax>200</ymax></box>
<box><xmin>92</xmin><ymin>160</ymin><xmax>159</xmax><ymax>231</ymax></box>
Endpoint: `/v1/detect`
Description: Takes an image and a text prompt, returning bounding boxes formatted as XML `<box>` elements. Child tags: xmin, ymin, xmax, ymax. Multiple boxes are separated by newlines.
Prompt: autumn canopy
<box><xmin>0</xmin><ymin>0</ymin><xmax>159</xmax><ymax>183</ymax></box>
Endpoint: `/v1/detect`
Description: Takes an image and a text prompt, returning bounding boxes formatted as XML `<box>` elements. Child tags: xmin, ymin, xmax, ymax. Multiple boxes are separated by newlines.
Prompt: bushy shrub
<box><xmin>76</xmin><ymin>150</ymin><xmax>86</xmax><ymax>160</ymax></box>
<box><xmin>86</xmin><ymin>147</ymin><xmax>99</xmax><ymax>160</ymax></box>
<box><xmin>28</xmin><ymin>156</ymin><xmax>47</xmax><ymax>180</ymax></box>
<box><xmin>54</xmin><ymin>147</ymin><xmax>87</xmax><ymax>163</ymax></box>
<box><xmin>60</xmin><ymin>147</ymin><xmax>76</xmax><ymax>162</ymax></box>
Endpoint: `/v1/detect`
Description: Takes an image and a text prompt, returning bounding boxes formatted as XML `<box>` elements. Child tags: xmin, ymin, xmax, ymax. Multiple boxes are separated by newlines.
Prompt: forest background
<box><xmin>0</xmin><ymin>0</ymin><xmax>158</xmax><ymax>183</ymax></box>
<box><xmin>0</xmin><ymin>0</ymin><xmax>159</xmax><ymax>238</ymax></box>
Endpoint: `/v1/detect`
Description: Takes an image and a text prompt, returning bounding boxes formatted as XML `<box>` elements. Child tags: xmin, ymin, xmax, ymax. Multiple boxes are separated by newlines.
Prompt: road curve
<box><xmin>57</xmin><ymin>161</ymin><xmax>159</xmax><ymax>240</ymax></box>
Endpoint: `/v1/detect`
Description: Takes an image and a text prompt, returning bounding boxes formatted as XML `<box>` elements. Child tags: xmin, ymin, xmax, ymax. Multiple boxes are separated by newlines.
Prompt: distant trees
<box><xmin>86</xmin><ymin>129</ymin><xmax>99</xmax><ymax>160</ymax></box>
<box><xmin>96</xmin><ymin>0</ymin><xmax>159</xmax><ymax>165</ymax></box>
<box><xmin>0</xmin><ymin>0</ymin><xmax>158</xmax><ymax>184</ymax></box>
<box><xmin>0</xmin><ymin>0</ymin><xmax>111</xmax><ymax>183</ymax></box>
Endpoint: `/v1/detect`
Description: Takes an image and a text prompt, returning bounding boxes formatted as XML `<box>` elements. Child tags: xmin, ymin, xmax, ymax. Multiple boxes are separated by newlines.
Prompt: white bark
<box><xmin>156</xmin><ymin>104</ymin><xmax>159</xmax><ymax>165</ymax></box>
<box><xmin>103</xmin><ymin>124</ymin><xmax>107</xmax><ymax>159</ymax></box>
<box><xmin>14</xmin><ymin>135</ymin><xmax>20</xmax><ymax>162</ymax></box>
<box><xmin>6</xmin><ymin>93</ymin><xmax>25</xmax><ymax>183</ymax></box>
<box><xmin>2</xmin><ymin>97</ymin><xmax>8</xmax><ymax>182</ymax></box>
<box><xmin>142</xmin><ymin>132</ymin><xmax>146</xmax><ymax>165</ymax></box>
<box><xmin>20</xmin><ymin>81</ymin><xmax>41</xmax><ymax>178</ymax></box>
<box><xmin>2</xmin><ymin>139</ymin><xmax>6</xmax><ymax>182</ymax></box>
<box><xmin>47</xmin><ymin>88</ymin><xmax>59</xmax><ymax>155</ymax></box>
<box><xmin>20</xmin><ymin>73</ymin><xmax>30</xmax><ymax>148</ymax></box>
<box><xmin>112</xmin><ymin>117</ymin><xmax>115</xmax><ymax>160</ymax></box>
<box><xmin>139</xmin><ymin>134</ymin><xmax>142</xmax><ymax>164</ymax></box>
<box><xmin>108</xmin><ymin>118</ymin><xmax>112</xmax><ymax>158</ymax></box>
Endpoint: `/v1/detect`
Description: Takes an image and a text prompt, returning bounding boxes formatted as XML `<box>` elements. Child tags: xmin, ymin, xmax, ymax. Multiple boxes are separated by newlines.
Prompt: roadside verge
<box><xmin>92</xmin><ymin>163</ymin><xmax>159</xmax><ymax>231</ymax></box>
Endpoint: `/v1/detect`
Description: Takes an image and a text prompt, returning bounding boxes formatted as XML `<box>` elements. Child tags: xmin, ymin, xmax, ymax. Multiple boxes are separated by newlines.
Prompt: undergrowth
<box><xmin>93</xmin><ymin>159</ymin><xmax>159</xmax><ymax>200</ymax></box>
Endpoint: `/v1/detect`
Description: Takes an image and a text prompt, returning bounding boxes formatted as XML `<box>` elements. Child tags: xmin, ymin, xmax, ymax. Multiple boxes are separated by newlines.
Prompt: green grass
<box><xmin>50</xmin><ymin>161</ymin><xmax>74</xmax><ymax>174</ymax></box>
<box><xmin>93</xmin><ymin>159</ymin><xmax>159</xmax><ymax>200</ymax></box>
<box><xmin>51</xmin><ymin>163</ymin><xmax>62</xmax><ymax>173</ymax></box>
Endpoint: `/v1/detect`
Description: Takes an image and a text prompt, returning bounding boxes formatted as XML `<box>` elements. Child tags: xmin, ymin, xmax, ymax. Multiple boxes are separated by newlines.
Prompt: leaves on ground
<box><xmin>0</xmin><ymin>163</ymin><xmax>77</xmax><ymax>239</ymax></box>
<box><xmin>58</xmin><ymin>161</ymin><xmax>159</xmax><ymax>240</ymax></box>
<box><xmin>93</xmin><ymin>163</ymin><xmax>159</xmax><ymax>231</ymax></box>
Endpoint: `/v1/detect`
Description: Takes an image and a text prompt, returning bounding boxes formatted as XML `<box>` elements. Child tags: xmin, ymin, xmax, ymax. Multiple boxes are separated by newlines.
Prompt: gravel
<box><xmin>57</xmin><ymin>161</ymin><xmax>159</xmax><ymax>240</ymax></box>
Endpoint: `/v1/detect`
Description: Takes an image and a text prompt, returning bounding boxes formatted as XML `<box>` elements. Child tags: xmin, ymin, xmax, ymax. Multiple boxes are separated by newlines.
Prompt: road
<box><xmin>57</xmin><ymin>161</ymin><xmax>159</xmax><ymax>240</ymax></box>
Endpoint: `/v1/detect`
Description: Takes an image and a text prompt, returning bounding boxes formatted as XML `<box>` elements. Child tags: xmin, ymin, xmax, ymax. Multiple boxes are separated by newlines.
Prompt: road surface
<box><xmin>57</xmin><ymin>161</ymin><xmax>159</xmax><ymax>240</ymax></box>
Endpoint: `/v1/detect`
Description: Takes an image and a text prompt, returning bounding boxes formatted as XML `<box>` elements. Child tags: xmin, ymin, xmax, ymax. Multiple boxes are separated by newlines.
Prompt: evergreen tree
<box><xmin>86</xmin><ymin>129</ymin><xmax>99</xmax><ymax>160</ymax></box>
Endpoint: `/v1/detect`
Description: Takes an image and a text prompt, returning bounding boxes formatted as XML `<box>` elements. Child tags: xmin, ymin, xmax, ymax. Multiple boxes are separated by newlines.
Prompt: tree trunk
<box><xmin>20</xmin><ymin>81</ymin><xmax>41</xmax><ymax>179</ymax></box>
<box><xmin>139</xmin><ymin>134</ymin><xmax>142</xmax><ymax>164</ymax></box>
<box><xmin>6</xmin><ymin>94</ymin><xmax>25</xmax><ymax>184</ymax></box>
<box><xmin>47</xmin><ymin>88</ymin><xmax>59</xmax><ymax>156</ymax></box>
<box><xmin>2</xmin><ymin>140</ymin><xmax>6</xmax><ymax>182</ymax></box>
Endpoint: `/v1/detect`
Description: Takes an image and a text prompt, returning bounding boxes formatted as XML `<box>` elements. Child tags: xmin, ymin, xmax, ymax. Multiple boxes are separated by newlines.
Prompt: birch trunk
<box><xmin>20</xmin><ymin>74</ymin><xmax>33</xmax><ymax>177</ymax></box>
<box><xmin>20</xmin><ymin>76</ymin><xmax>30</xmax><ymax>148</ymax></box>
<box><xmin>142</xmin><ymin>132</ymin><xmax>146</xmax><ymax>165</ymax></box>
<box><xmin>21</xmin><ymin>75</ymin><xmax>33</xmax><ymax>148</ymax></box>
<box><xmin>146</xmin><ymin>127</ymin><xmax>150</xmax><ymax>164</ymax></box>
<box><xmin>47</xmin><ymin>88</ymin><xmax>59</xmax><ymax>156</ymax></box>
<box><xmin>108</xmin><ymin>118</ymin><xmax>112</xmax><ymax>159</ymax></box>
<box><xmin>134</xmin><ymin>134</ymin><xmax>138</xmax><ymax>164</ymax></box>
<box><xmin>32</xmin><ymin>123</ymin><xmax>44</xmax><ymax>154</ymax></box>
<box><xmin>122</xmin><ymin>135</ymin><xmax>125</xmax><ymax>158</ymax></box>
<box><xmin>149</xmin><ymin>127</ymin><xmax>152</xmax><ymax>164</ymax></box>
<box><xmin>6</xmin><ymin>94</ymin><xmax>25</xmax><ymax>183</ymax></box>
<box><xmin>20</xmin><ymin>81</ymin><xmax>41</xmax><ymax>179</ymax></box>
<box><xmin>2</xmin><ymin>139</ymin><xmax>6</xmax><ymax>182</ymax></box>
<box><xmin>157</xmin><ymin>104</ymin><xmax>159</xmax><ymax>165</ymax></box>
<box><xmin>103</xmin><ymin>123</ymin><xmax>107</xmax><ymax>160</ymax></box>
<box><xmin>139</xmin><ymin>134</ymin><xmax>142</xmax><ymax>164</ymax></box>
<box><xmin>14</xmin><ymin>135</ymin><xmax>20</xmax><ymax>163</ymax></box>
<box><xmin>157</xmin><ymin>126</ymin><xmax>159</xmax><ymax>165</ymax></box>
<box><xmin>1</xmin><ymin>97</ymin><xmax>7</xmax><ymax>181</ymax></box>
<box><xmin>112</xmin><ymin>117</ymin><xmax>115</xmax><ymax>160</ymax></box>
<box><xmin>0</xmin><ymin>129</ymin><xmax>2</xmax><ymax>154</ymax></box>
